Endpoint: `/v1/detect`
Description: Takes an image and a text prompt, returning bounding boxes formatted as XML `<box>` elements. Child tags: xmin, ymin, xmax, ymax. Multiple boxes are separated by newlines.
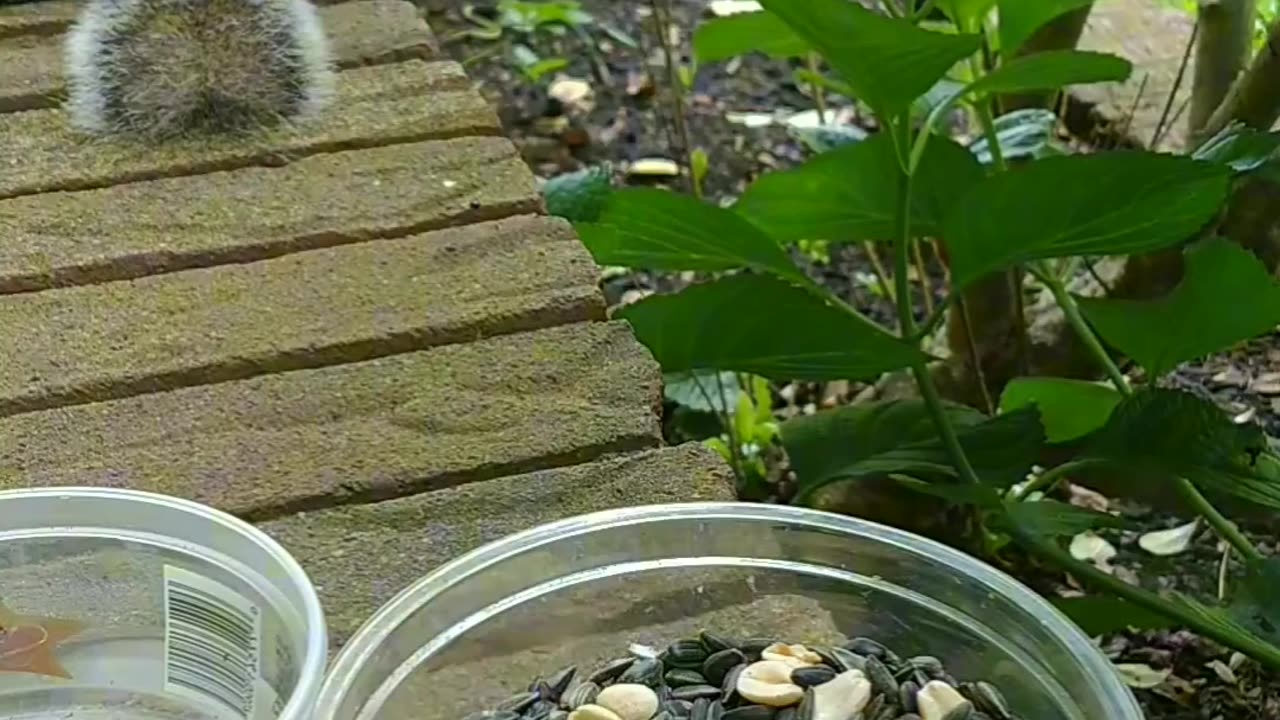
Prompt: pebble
<box><xmin>569</xmin><ymin>705</ymin><xmax>625</xmax><ymax>720</ymax></box>
<box><xmin>760</xmin><ymin>643</ymin><xmax>822</xmax><ymax>669</ymax></box>
<box><xmin>596</xmin><ymin>683</ymin><xmax>660</xmax><ymax>720</ymax></box>
<box><xmin>809</xmin><ymin>669</ymin><xmax>871</xmax><ymax>720</ymax></box>
<box><xmin>917</xmin><ymin>680</ymin><xmax>973</xmax><ymax>720</ymax></box>
<box><xmin>736</xmin><ymin>660</ymin><xmax>805</xmax><ymax>707</ymax></box>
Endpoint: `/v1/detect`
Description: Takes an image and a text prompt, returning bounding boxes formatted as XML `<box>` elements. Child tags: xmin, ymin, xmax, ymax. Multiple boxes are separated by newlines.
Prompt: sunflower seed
<box><xmin>569</xmin><ymin>705</ymin><xmax>624</xmax><ymax>720</ymax></box>
<box><xmin>671</xmin><ymin>685</ymin><xmax>723</xmax><ymax>702</ymax></box>
<box><xmin>530</xmin><ymin>701</ymin><xmax>561</xmax><ymax>718</ymax></box>
<box><xmin>663</xmin><ymin>700</ymin><xmax>694</xmax><ymax>717</ymax></box>
<box><xmin>691</xmin><ymin>698</ymin><xmax>725</xmax><ymax>720</ymax></box>
<box><xmin>589</xmin><ymin>659</ymin><xmax>634</xmax><ymax>685</ymax></box>
<box><xmin>597</xmin><ymin>684</ymin><xmax>661</xmax><ymax>720</ymax></box>
<box><xmin>618</xmin><ymin>658</ymin><xmax>664</xmax><ymax>687</ymax></box>
<box><xmin>464</xmin><ymin>712</ymin><xmax>520</xmax><ymax>720</ymax></box>
<box><xmin>794</xmin><ymin>688</ymin><xmax>815</xmax><ymax>720</ymax></box>
<box><xmin>907</xmin><ymin>657</ymin><xmax>944</xmax><ymax>679</ymax></box>
<box><xmin>969</xmin><ymin>682</ymin><xmax>1011</xmax><ymax>720</ymax></box>
<box><xmin>789</xmin><ymin>666</ymin><xmax>836</xmax><ymax>688</ymax></box>
<box><xmin>864</xmin><ymin>657</ymin><xmax>899</xmax><ymax>698</ymax></box>
<box><xmin>739</xmin><ymin>638</ymin><xmax>775</xmax><ymax>657</ymax></box>
<box><xmin>774</xmin><ymin>707</ymin><xmax>797</xmax><ymax>720</ymax></box>
<box><xmin>721</xmin><ymin>663</ymin><xmax>746</xmax><ymax>703</ymax></box>
<box><xmin>941</xmin><ymin>704</ymin><xmax>974</xmax><ymax>720</ymax></box>
<box><xmin>499</xmin><ymin>692</ymin><xmax>540</xmax><ymax>714</ymax></box>
<box><xmin>817</xmin><ymin>646</ymin><xmax>866</xmax><ymax>674</ymax></box>
<box><xmin>652</xmin><ymin>713</ymin><xmax>674</xmax><ymax>720</ymax></box>
<box><xmin>664</xmin><ymin>669</ymin><xmax>706</xmax><ymax>687</ymax></box>
<box><xmin>548</xmin><ymin>711</ymin><xmax>569</xmax><ymax>720</ymax></box>
<box><xmin>546</xmin><ymin>666</ymin><xmax>579</xmax><ymax>698</ymax></box>
<box><xmin>722</xmin><ymin>705</ymin><xmax>777</xmax><ymax>720</ymax></box>
<box><xmin>899</xmin><ymin>680</ymin><xmax>920</xmax><ymax>713</ymax></box>
<box><xmin>564</xmin><ymin>682</ymin><xmax>601</xmax><ymax>710</ymax></box>
<box><xmin>701</xmin><ymin>631</ymin><xmax>737</xmax><ymax>654</ymax></box>
<box><xmin>843</xmin><ymin>638</ymin><xmax>889</xmax><ymax>660</ymax></box>
<box><xmin>704</xmin><ymin>649</ymin><xmax>749</xmax><ymax>685</ymax></box>
<box><xmin>667</xmin><ymin>639</ymin><xmax>711</xmax><ymax>668</ymax></box>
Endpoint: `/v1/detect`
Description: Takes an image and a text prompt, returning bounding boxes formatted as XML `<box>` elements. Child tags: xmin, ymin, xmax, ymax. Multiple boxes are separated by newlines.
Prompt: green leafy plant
<box><xmin>576</xmin><ymin>0</ymin><xmax>1280</xmax><ymax>670</ymax></box>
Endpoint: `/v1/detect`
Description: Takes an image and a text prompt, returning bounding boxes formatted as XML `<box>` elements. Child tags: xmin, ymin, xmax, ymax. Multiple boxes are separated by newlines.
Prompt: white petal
<box><xmin>1114</xmin><ymin>662</ymin><xmax>1170</xmax><ymax>689</ymax></box>
<box><xmin>1069</xmin><ymin>531</ymin><xmax>1117</xmax><ymax>565</ymax></box>
<box><xmin>709</xmin><ymin>0</ymin><xmax>764</xmax><ymax>16</ymax></box>
<box><xmin>1138</xmin><ymin>519</ymin><xmax>1199</xmax><ymax>556</ymax></box>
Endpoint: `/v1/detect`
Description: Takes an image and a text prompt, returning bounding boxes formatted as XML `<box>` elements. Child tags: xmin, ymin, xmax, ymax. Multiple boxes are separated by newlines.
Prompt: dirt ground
<box><xmin>420</xmin><ymin>1</ymin><xmax>1280</xmax><ymax>716</ymax></box>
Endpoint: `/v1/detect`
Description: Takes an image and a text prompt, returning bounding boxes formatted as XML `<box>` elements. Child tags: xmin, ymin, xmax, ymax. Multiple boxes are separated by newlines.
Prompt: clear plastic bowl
<box><xmin>316</xmin><ymin>502</ymin><xmax>1141</xmax><ymax>720</ymax></box>
<box><xmin>0</xmin><ymin>487</ymin><xmax>327</xmax><ymax>720</ymax></box>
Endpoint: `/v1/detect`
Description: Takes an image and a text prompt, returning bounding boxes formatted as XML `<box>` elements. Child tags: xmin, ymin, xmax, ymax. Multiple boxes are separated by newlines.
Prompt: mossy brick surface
<box><xmin>0</xmin><ymin>137</ymin><xmax>540</xmax><ymax>292</ymax></box>
<box><xmin>0</xmin><ymin>59</ymin><xmax>496</xmax><ymax>199</ymax></box>
<box><xmin>0</xmin><ymin>0</ymin><xmax>437</xmax><ymax>113</ymax></box>
<box><xmin>0</xmin><ymin>215</ymin><xmax>604</xmax><ymax>415</ymax></box>
<box><xmin>0</xmin><ymin>321</ymin><xmax>659</xmax><ymax>519</ymax></box>
<box><xmin>0</xmin><ymin>0</ymin><xmax>76</xmax><ymax>39</ymax></box>
<box><xmin>1075</xmin><ymin>0</ymin><xmax>1194</xmax><ymax>150</ymax></box>
<box><xmin>258</xmin><ymin>444</ymin><xmax>735</xmax><ymax>645</ymax></box>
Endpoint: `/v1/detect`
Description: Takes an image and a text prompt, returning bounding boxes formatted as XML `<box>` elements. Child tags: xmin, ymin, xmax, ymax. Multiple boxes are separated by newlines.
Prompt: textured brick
<box><xmin>0</xmin><ymin>215</ymin><xmax>602</xmax><ymax>415</ymax></box>
<box><xmin>0</xmin><ymin>322</ymin><xmax>657</xmax><ymax>518</ymax></box>
<box><xmin>259</xmin><ymin>444</ymin><xmax>735</xmax><ymax>644</ymax></box>
<box><xmin>0</xmin><ymin>59</ymin><xmax>496</xmax><ymax>199</ymax></box>
<box><xmin>0</xmin><ymin>137</ymin><xmax>540</xmax><ymax>292</ymax></box>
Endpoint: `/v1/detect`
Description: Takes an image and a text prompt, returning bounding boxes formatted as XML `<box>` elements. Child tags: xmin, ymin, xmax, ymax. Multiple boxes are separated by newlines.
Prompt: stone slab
<box><xmin>0</xmin><ymin>136</ymin><xmax>540</xmax><ymax>293</ymax></box>
<box><xmin>0</xmin><ymin>214</ymin><xmax>603</xmax><ymax>415</ymax></box>
<box><xmin>0</xmin><ymin>59</ymin><xmax>496</xmax><ymax>199</ymax></box>
<box><xmin>258</xmin><ymin>444</ymin><xmax>736</xmax><ymax>645</ymax></box>
<box><xmin>0</xmin><ymin>0</ymin><xmax>438</xmax><ymax>113</ymax></box>
<box><xmin>0</xmin><ymin>0</ymin><xmax>76</xmax><ymax>39</ymax></box>
<box><xmin>0</xmin><ymin>321</ymin><xmax>658</xmax><ymax>519</ymax></box>
<box><xmin>1073</xmin><ymin>0</ymin><xmax>1196</xmax><ymax>150</ymax></box>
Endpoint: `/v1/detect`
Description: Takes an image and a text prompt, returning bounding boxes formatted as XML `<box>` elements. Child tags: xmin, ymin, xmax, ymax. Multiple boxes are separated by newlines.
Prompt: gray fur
<box><xmin>64</xmin><ymin>0</ymin><xmax>336</xmax><ymax>140</ymax></box>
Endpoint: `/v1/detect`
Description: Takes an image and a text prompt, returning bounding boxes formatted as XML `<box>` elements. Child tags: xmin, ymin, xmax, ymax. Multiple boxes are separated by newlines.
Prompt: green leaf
<box><xmin>576</xmin><ymin>188</ymin><xmax>804</xmax><ymax>281</ymax></box>
<box><xmin>1053</xmin><ymin>597</ymin><xmax>1172</xmax><ymax>635</ymax></box>
<box><xmin>1192</xmin><ymin>122</ymin><xmax>1280</xmax><ymax>173</ymax></box>
<box><xmin>963</xmin><ymin>50</ymin><xmax>1131</xmax><ymax>97</ymax></box>
<box><xmin>542</xmin><ymin>165</ymin><xmax>613</xmax><ymax>222</ymax></box>
<box><xmin>938</xmin><ymin>0</ymin><xmax>997</xmax><ymax>28</ymax></box>
<box><xmin>998</xmin><ymin>498</ymin><xmax>1129</xmax><ymax>537</ymax></box>
<box><xmin>782</xmin><ymin>402</ymin><xmax>1043</xmax><ymax>502</ymax></box>
<box><xmin>1075</xmin><ymin>388</ymin><xmax>1280</xmax><ymax>509</ymax></box>
<box><xmin>1231</xmin><ymin>558</ymin><xmax>1280</xmax><ymax>642</ymax></box>
<box><xmin>734</xmin><ymin>132</ymin><xmax>983</xmax><ymax>243</ymax></box>
<box><xmin>999</xmin><ymin>377</ymin><xmax>1122</xmax><ymax>443</ymax></box>
<box><xmin>619</xmin><ymin>274</ymin><xmax>926</xmax><ymax>381</ymax></box>
<box><xmin>692</xmin><ymin>11</ymin><xmax>809</xmax><ymax>64</ymax></box>
<box><xmin>759</xmin><ymin>0</ymin><xmax>982</xmax><ymax>113</ymax></box>
<box><xmin>663</xmin><ymin>370</ymin><xmax>741</xmax><ymax>414</ymax></box>
<box><xmin>968</xmin><ymin>108</ymin><xmax>1060</xmax><ymax>165</ymax></box>
<box><xmin>997</xmin><ymin>0</ymin><xmax>1094</xmax><ymax>55</ymax></box>
<box><xmin>943</xmin><ymin>152</ymin><xmax>1231</xmax><ymax>288</ymax></box>
<box><xmin>1079</xmin><ymin>239</ymin><xmax>1280</xmax><ymax>378</ymax></box>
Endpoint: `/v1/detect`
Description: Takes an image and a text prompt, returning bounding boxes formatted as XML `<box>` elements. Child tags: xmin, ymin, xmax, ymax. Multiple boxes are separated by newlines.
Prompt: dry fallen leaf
<box><xmin>1138</xmin><ymin>519</ymin><xmax>1199</xmax><ymax>556</ymax></box>
<box><xmin>1252</xmin><ymin>371</ymin><xmax>1280</xmax><ymax>394</ymax></box>
<box><xmin>627</xmin><ymin>158</ymin><xmax>680</xmax><ymax>178</ymax></box>
<box><xmin>1067</xmin><ymin>482</ymin><xmax>1111</xmax><ymax>513</ymax></box>
<box><xmin>1070</xmin><ymin>531</ymin><xmax>1118</xmax><ymax>571</ymax></box>
<box><xmin>726</xmin><ymin>111</ymin><xmax>777</xmax><ymax>128</ymax></box>
<box><xmin>548</xmin><ymin>76</ymin><xmax>595</xmax><ymax>114</ymax></box>
<box><xmin>1206</xmin><ymin>658</ymin><xmax>1238</xmax><ymax>685</ymax></box>
<box><xmin>1114</xmin><ymin>663</ymin><xmax>1171</xmax><ymax>689</ymax></box>
<box><xmin>709</xmin><ymin>0</ymin><xmax>763</xmax><ymax>16</ymax></box>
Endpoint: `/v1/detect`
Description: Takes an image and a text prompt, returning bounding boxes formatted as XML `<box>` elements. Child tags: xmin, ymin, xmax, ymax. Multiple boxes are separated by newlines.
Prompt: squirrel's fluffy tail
<box><xmin>65</xmin><ymin>0</ymin><xmax>336</xmax><ymax>140</ymax></box>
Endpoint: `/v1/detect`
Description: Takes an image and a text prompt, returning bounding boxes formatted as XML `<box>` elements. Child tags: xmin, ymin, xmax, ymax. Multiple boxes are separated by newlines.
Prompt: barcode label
<box><xmin>163</xmin><ymin>566</ymin><xmax>264</xmax><ymax>720</ymax></box>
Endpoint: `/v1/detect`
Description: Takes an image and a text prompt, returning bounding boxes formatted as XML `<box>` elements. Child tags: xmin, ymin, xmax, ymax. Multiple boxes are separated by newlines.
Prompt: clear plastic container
<box><xmin>0</xmin><ymin>487</ymin><xmax>327</xmax><ymax>720</ymax></box>
<box><xmin>316</xmin><ymin>502</ymin><xmax>1141</xmax><ymax>720</ymax></box>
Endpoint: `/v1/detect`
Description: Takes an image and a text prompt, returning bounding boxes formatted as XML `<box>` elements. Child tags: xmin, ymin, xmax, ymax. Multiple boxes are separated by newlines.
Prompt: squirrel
<box><xmin>64</xmin><ymin>0</ymin><xmax>337</xmax><ymax>140</ymax></box>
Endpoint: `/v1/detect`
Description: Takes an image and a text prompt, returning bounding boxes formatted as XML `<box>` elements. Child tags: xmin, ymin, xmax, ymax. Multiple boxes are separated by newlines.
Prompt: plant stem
<box><xmin>649</xmin><ymin>0</ymin><xmax>698</xmax><ymax>198</ymax></box>
<box><xmin>1034</xmin><ymin>263</ymin><xmax>1263</xmax><ymax>561</ymax></box>
<box><xmin>1014</xmin><ymin>525</ymin><xmax>1280</xmax><ymax>671</ymax></box>
<box><xmin>1035</xmin><ymin>264</ymin><xmax>1132</xmax><ymax>393</ymax></box>
<box><xmin>807</xmin><ymin>53</ymin><xmax>828</xmax><ymax>124</ymax></box>
<box><xmin>1014</xmin><ymin>458</ymin><xmax>1109</xmax><ymax>500</ymax></box>
<box><xmin>893</xmin><ymin>121</ymin><xmax>985</xmax><ymax>487</ymax></box>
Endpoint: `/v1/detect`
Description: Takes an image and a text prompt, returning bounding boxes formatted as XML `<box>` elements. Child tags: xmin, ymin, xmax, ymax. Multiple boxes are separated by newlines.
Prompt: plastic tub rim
<box><xmin>315</xmin><ymin>501</ymin><xmax>1142</xmax><ymax>719</ymax></box>
<box><xmin>0</xmin><ymin>485</ymin><xmax>328</xmax><ymax>720</ymax></box>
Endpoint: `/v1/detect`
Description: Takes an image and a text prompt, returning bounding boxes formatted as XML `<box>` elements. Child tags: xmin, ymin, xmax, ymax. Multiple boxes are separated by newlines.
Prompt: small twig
<box><xmin>1082</xmin><ymin>256</ymin><xmax>1114</xmax><ymax>296</ymax></box>
<box><xmin>1218</xmin><ymin>541</ymin><xmax>1232</xmax><ymax>601</ymax></box>
<box><xmin>954</xmin><ymin>293</ymin><xmax>996</xmax><ymax>415</ymax></box>
<box><xmin>649</xmin><ymin>0</ymin><xmax>699</xmax><ymax>197</ymax></box>
<box><xmin>1151</xmin><ymin>15</ymin><xmax>1200</xmax><ymax>149</ymax></box>
<box><xmin>912</xmin><ymin>239</ymin><xmax>935</xmax><ymax>316</ymax></box>
<box><xmin>1153</xmin><ymin>97</ymin><xmax>1192</xmax><ymax>149</ymax></box>
<box><xmin>1118</xmin><ymin>72</ymin><xmax>1150</xmax><ymax>146</ymax></box>
<box><xmin>862</xmin><ymin>241</ymin><xmax>897</xmax><ymax>305</ymax></box>
<box><xmin>806</xmin><ymin>53</ymin><xmax>828</xmax><ymax>125</ymax></box>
